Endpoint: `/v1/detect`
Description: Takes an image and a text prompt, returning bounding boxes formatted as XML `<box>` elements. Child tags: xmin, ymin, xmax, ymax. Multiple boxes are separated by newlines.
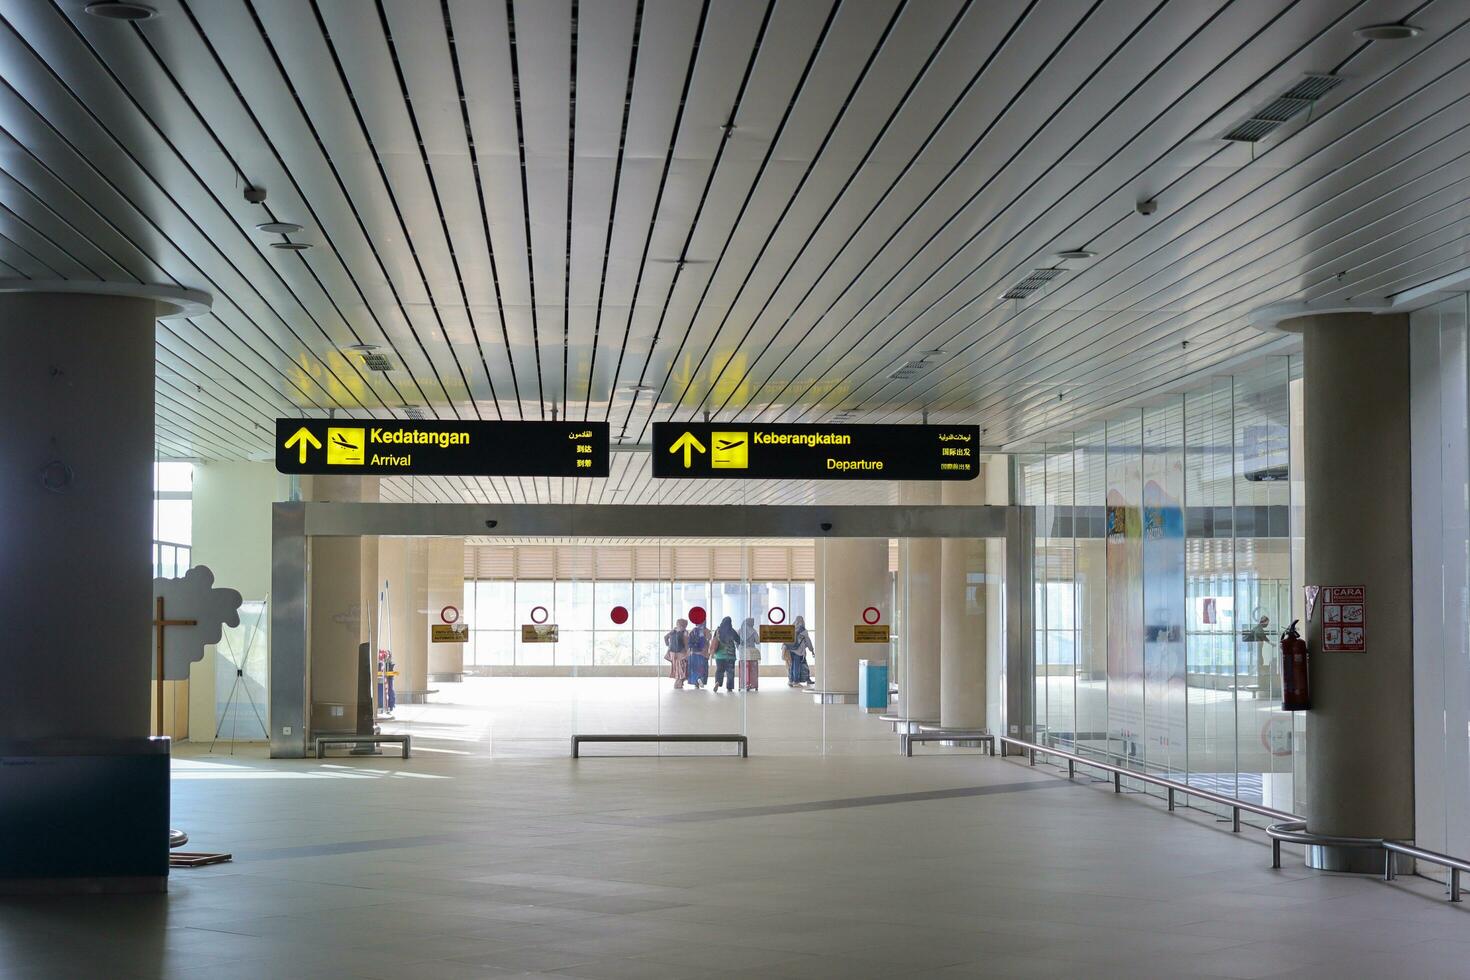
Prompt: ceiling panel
<box><xmin>1</xmin><ymin>0</ymin><xmax>1464</xmax><ymax>499</ymax></box>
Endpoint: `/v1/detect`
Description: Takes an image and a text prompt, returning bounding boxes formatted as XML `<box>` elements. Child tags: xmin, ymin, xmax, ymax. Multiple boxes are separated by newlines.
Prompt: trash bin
<box><xmin>858</xmin><ymin>660</ymin><xmax>889</xmax><ymax>713</ymax></box>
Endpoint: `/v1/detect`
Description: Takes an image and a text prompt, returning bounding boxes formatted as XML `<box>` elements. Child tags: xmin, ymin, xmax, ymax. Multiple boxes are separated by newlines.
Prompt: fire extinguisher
<box><xmin>1281</xmin><ymin>619</ymin><xmax>1310</xmax><ymax>711</ymax></box>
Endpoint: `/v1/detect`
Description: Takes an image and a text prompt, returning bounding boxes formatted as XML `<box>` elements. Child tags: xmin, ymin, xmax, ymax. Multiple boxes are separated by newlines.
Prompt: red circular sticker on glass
<box><xmin>862</xmin><ymin>606</ymin><xmax>881</xmax><ymax>625</ymax></box>
<box><xmin>440</xmin><ymin>605</ymin><xmax>460</xmax><ymax>625</ymax></box>
<box><xmin>767</xmin><ymin>606</ymin><xmax>786</xmax><ymax>624</ymax></box>
<box><xmin>688</xmin><ymin>606</ymin><xmax>707</xmax><ymax>625</ymax></box>
<box><xmin>610</xmin><ymin>605</ymin><xmax>629</xmax><ymax>625</ymax></box>
<box><xmin>530</xmin><ymin>605</ymin><xmax>549</xmax><ymax>624</ymax></box>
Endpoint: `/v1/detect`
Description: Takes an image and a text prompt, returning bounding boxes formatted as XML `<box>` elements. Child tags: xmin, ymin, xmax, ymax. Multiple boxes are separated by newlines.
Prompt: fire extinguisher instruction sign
<box><xmin>1320</xmin><ymin>586</ymin><xmax>1366</xmax><ymax>651</ymax></box>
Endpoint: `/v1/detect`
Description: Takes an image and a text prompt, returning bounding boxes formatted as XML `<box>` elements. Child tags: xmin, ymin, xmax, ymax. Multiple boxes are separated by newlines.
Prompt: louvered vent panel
<box><xmin>556</xmin><ymin>546</ymin><xmax>595</xmax><ymax>579</ymax></box>
<box><xmin>673</xmin><ymin>547</ymin><xmax>711</xmax><ymax>580</ymax></box>
<box><xmin>711</xmin><ymin>546</ymin><xmax>745</xmax><ymax>579</ymax></box>
<box><xmin>596</xmin><ymin>546</ymin><xmax>634</xmax><ymax>580</ymax></box>
<box><xmin>362</xmin><ymin>353</ymin><xmax>394</xmax><ymax>372</ymax></box>
<box><xmin>1224</xmin><ymin>74</ymin><xmax>1342</xmax><ymax>143</ymax></box>
<box><xmin>634</xmin><ymin>546</ymin><xmax>672</xmax><ymax>580</ymax></box>
<box><xmin>469</xmin><ymin>546</ymin><xmax>515</xmax><ymax>579</ymax></box>
<box><xmin>1222</xmin><ymin>117</ymin><xmax>1282</xmax><ymax>143</ymax></box>
<box><xmin>516</xmin><ymin>546</ymin><xmax>554</xmax><ymax>579</ymax></box>
<box><xmin>1282</xmin><ymin>73</ymin><xmax>1343</xmax><ymax>101</ymax></box>
<box><xmin>791</xmin><ymin>546</ymin><xmax>816</xmax><ymax>579</ymax></box>
<box><xmin>750</xmin><ymin>546</ymin><xmax>791</xmax><ymax>580</ymax></box>
<box><xmin>1001</xmin><ymin>268</ymin><xmax>1063</xmax><ymax>299</ymax></box>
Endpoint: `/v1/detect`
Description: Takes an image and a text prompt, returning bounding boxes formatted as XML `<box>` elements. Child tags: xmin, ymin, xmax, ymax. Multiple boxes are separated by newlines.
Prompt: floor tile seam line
<box><xmin>636</xmin><ymin>777</ymin><xmax>1081</xmax><ymax>823</ymax></box>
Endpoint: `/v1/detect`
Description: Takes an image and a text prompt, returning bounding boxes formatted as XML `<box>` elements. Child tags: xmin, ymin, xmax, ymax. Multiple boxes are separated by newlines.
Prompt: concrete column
<box><xmin>1289</xmin><ymin>313</ymin><xmax>1414</xmax><ymax>871</ymax></box>
<box><xmin>307</xmin><ymin>475</ymin><xmax>378</xmax><ymax>733</ymax></box>
<box><xmin>0</xmin><ymin>288</ymin><xmax>196</xmax><ymax>892</ymax></box>
<box><xmin>897</xmin><ymin>483</ymin><xmax>941</xmax><ymax>723</ymax></box>
<box><xmin>814</xmin><ymin>537</ymin><xmax>890</xmax><ymax>699</ymax></box>
<box><xmin>190</xmin><ymin>461</ymin><xmax>291</xmax><ymax>740</ymax></box>
<box><xmin>427</xmin><ymin>538</ymin><xmax>466</xmax><ymax>683</ymax></box>
<box><xmin>940</xmin><ymin>471</ymin><xmax>990</xmax><ymax>729</ymax></box>
<box><xmin>379</xmin><ymin>537</ymin><xmax>430</xmax><ymax>702</ymax></box>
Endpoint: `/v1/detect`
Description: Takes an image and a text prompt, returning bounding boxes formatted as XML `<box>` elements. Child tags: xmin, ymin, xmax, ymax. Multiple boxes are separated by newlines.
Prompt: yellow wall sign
<box><xmin>853</xmin><ymin>625</ymin><xmax>891</xmax><ymax>643</ymax></box>
<box><xmin>431</xmin><ymin>624</ymin><xmax>468</xmax><ymax>643</ymax></box>
<box><xmin>521</xmin><ymin>624</ymin><xmax>559</xmax><ymax>643</ymax></box>
<box><xmin>759</xmin><ymin>624</ymin><xmax>796</xmax><ymax>644</ymax></box>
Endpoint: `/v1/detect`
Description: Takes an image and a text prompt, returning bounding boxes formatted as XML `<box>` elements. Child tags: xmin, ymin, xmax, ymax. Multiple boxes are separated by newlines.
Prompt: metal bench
<box><xmin>316</xmin><ymin>733</ymin><xmax>411</xmax><ymax>758</ymax></box>
<box><xmin>900</xmin><ymin>730</ymin><xmax>995</xmax><ymax>756</ymax></box>
<box><xmin>571</xmin><ymin>733</ymin><xmax>748</xmax><ymax>758</ymax></box>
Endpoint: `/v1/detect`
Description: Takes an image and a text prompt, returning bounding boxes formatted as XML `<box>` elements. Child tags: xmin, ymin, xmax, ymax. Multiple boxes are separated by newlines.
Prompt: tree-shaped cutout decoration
<box><xmin>152</xmin><ymin>566</ymin><xmax>243</xmax><ymax>680</ymax></box>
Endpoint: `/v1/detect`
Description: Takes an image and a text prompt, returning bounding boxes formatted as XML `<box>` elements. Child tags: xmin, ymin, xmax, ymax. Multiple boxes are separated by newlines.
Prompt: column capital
<box><xmin>0</xmin><ymin>280</ymin><xmax>211</xmax><ymax>319</ymax></box>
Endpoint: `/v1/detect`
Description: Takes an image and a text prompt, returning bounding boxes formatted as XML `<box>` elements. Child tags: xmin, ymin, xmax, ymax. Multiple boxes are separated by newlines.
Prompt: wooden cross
<box><xmin>154</xmin><ymin>596</ymin><xmax>196</xmax><ymax>737</ymax></box>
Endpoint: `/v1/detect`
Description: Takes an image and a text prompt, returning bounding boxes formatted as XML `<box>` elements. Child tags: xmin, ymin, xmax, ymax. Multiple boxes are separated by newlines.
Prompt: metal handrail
<box><xmin>998</xmin><ymin>734</ymin><xmax>1296</xmax><ymax>832</ymax></box>
<box><xmin>999</xmin><ymin>734</ymin><xmax>1466</xmax><ymax>904</ymax></box>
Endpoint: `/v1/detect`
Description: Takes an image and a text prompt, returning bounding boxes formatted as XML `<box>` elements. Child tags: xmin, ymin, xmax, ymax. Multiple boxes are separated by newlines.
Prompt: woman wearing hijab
<box><xmin>738</xmin><ymin>616</ymin><xmax>761</xmax><ymax>691</ymax></box>
<box><xmin>785</xmin><ymin>615</ymin><xmax>814</xmax><ymax>687</ymax></box>
<box><xmin>712</xmin><ymin>616</ymin><xmax>739</xmax><ymax>692</ymax></box>
<box><xmin>687</xmin><ymin>620</ymin><xmax>711</xmax><ymax>688</ymax></box>
<box><xmin>664</xmin><ymin>618</ymin><xmax>690</xmax><ymax>689</ymax></box>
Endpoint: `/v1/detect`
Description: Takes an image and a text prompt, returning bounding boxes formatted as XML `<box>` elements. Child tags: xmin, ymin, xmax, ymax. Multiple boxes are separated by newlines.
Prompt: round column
<box><xmin>427</xmin><ymin>538</ymin><xmax>466</xmax><ymax>683</ymax></box>
<box><xmin>814</xmin><ymin>537</ymin><xmax>890</xmax><ymax>701</ymax></box>
<box><xmin>897</xmin><ymin>483</ymin><xmax>941</xmax><ymax>723</ymax></box>
<box><xmin>1288</xmin><ymin>312</ymin><xmax>1414</xmax><ymax>872</ymax></box>
<box><xmin>0</xmin><ymin>284</ymin><xmax>207</xmax><ymax>893</ymax></box>
<box><xmin>940</xmin><ymin>477</ymin><xmax>988</xmax><ymax>729</ymax></box>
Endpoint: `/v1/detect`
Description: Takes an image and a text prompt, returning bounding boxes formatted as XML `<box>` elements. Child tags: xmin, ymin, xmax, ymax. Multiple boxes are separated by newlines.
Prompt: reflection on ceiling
<box><xmin>3</xmin><ymin>1</ymin><xmax>1467</xmax><ymax>502</ymax></box>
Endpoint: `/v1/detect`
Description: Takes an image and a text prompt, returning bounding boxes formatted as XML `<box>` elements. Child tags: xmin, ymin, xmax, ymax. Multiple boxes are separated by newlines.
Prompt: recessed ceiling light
<box><xmin>1055</xmin><ymin>249</ymin><xmax>1096</xmax><ymax>261</ymax></box>
<box><xmin>257</xmin><ymin>221</ymin><xmax>303</xmax><ymax>234</ymax></box>
<box><xmin>270</xmin><ymin>241</ymin><xmax>311</xmax><ymax>251</ymax></box>
<box><xmin>345</xmin><ymin>343</ymin><xmax>381</xmax><ymax>353</ymax></box>
<box><xmin>1354</xmin><ymin>24</ymin><xmax>1422</xmax><ymax>41</ymax></box>
<box><xmin>621</xmin><ymin>383</ymin><xmax>656</xmax><ymax>392</ymax></box>
<box><xmin>84</xmin><ymin>1</ymin><xmax>158</xmax><ymax>20</ymax></box>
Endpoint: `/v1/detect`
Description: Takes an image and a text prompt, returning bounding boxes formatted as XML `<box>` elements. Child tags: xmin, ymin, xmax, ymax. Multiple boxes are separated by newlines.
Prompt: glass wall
<box><xmin>1018</xmin><ymin>354</ymin><xmax>1304</xmax><ymax>816</ymax></box>
<box><xmin>1409</xmin><ymin>294</ymin><xmax>1470</xmax><ymax>873</ymax></box>
<box><xmin>153</xmin><ymin>461</ymin><xmax>193</xmax><ymax>577</ymax></box>
<box><xmin>463</xmin><ymin>544</ymin><xmax>817</xmax><ymax>670</ymax></box>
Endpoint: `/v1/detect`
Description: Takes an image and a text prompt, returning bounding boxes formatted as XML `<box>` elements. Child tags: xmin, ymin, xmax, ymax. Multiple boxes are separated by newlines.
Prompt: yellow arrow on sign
<box><xmin>284</xmin><ymin>426</ymin><xmax>322</xmax><ymax>464</ymax></box>
<box><xmin>669</xmin><ymin>431</ymin><xmax>706</xmax><ymax>468</ymax></box>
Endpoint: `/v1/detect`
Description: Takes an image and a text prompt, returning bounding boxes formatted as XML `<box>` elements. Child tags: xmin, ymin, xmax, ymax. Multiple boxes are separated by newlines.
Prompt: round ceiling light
<box><xmin>1354</xmin><ymin>24</ymin><xmax>1422</xmax><ymax>41</ymax></box>
<box><xmin>84</xmin><ymin>2</ymin><xmax>158</xmax><ymax>20</ymax></box>
<box><xmin>257</xmin><ymin>221</ymin><xmax>302</xmax><ymax>234</ymax></box>
<box><xmin>345</xmin><ymin>343</ymin><xmax>380</xmax><ymax>353</ymax></box>
<box><xmin>1055</xmin><ymin>249</ymin><xmax>1096</xmax><ymax>260</ymax></box>
<box><xmin>270</xmin><ymin>241</ymin><xmax>312</xmax><ymax>251</ymax></box>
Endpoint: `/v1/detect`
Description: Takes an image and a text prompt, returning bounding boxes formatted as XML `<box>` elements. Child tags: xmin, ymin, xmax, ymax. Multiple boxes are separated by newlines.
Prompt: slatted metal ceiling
<box><xmin>3</xmin><ymin>0</ymin><xmax>1465</xmax><ymax>505</ymax></box>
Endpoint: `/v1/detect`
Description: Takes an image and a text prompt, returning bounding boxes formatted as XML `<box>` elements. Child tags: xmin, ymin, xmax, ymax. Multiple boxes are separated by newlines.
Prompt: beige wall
<box><xmin>189</xmin><ymin>461</ymin><xmax>291</xmax><ymax>740</ymax></box>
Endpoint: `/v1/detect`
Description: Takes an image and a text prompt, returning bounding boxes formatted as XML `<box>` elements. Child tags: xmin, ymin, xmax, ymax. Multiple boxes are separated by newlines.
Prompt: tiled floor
<box><xmin>2</xmin><ymin>687</ymin><xmax>1465</xmax><ymax>979</ymax></box>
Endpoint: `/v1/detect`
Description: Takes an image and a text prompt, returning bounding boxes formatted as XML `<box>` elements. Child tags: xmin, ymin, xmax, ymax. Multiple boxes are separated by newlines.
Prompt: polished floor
<box><xmin>380</xmin><ymin>675</ymin><xmax>898</xmax><ymax>757</ymax></box>
<box><xmin>2</xmin><ymin>689</ymin><xmax>1465</xmax><ymax>979</ymax></box>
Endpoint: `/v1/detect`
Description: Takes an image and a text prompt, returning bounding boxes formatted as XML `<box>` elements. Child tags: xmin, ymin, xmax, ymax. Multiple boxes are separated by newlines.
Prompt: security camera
<box><xmin>1136</xmin><ymin>198</ymin><xmax>1157</xmax><ymax>216</ymax></box>
<box><xmin>820</xmin><ymin>522</ymin><xmax>833</xmax><ymax>533</ymax></box>
<box><xmin>244</xmin><ymin>185</ymin><xmax>267</xmax><ymax>205</ymax></box>
<box><xmin>484</xmin><ymin>519</ymin><xmax>498</xmax><ymax>529</ymax></box>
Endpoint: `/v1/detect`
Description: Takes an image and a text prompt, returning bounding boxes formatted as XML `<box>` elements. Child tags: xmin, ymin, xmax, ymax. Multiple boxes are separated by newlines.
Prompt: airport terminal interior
<box><xmin>7</xmin><ymin>1</ymin><xmax>1470</xmax><ymax>978</ymax></box>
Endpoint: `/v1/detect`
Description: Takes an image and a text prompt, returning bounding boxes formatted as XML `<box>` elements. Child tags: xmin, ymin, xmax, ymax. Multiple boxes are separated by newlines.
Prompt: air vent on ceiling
<box><xmin>887</xmin><ymin>361</ymin><xmax>929</xmax><ymax>381</ymax></box>
<box><xmin>403</xmin><ymin>405</ymin><xmax>425</xmax><ymax>420</ymax></box>
<box><xmin>1001</xmin><ymin>267</ymin><xmax>1064</xmax><ymax>300</ymax></box>
<box><xmin>361</xmin><ymin>352</ymin><xmax>395</xmax><ymax>372</ymax></box>
<box><xmin>1222</xmin><ymin>73</ymin><xmax>1344</xmax><ymax>143</ymax></box>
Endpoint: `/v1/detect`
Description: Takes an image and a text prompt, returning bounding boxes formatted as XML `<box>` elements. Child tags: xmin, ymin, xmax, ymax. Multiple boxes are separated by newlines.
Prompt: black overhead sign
<box><xmin>274</xmin><ymin>419</ymin><xmax>609</xmax><ymax>477</ymax></box>
<box><xmin>651</xmin><ymin>422</ymin><xmax>981</xmax><ymax>481</ymax></box>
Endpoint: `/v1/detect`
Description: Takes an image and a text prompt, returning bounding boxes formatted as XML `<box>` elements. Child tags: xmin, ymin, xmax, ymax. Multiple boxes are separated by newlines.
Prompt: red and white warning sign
<box><xmin>1320</xmin><ymin>586</ymin><xmax>1365</xmax><ymax>652</ymax></box>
